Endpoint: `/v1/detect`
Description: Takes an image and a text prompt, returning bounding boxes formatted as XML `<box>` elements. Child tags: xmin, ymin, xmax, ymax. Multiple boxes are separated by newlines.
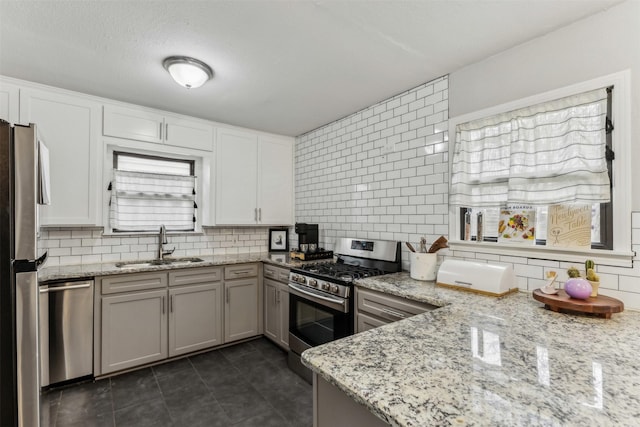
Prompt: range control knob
<box><xmin>295</xmin><ymin>275</ymin><xmax>306</xmax><ymax>284</ymax></box>
<box><xmin>330</xmin><ymin>284</ymin><xmax>339</xmax><ymax>293</ymax></box>
<box><xmin>308</xmin><ymin>279</ymin><xmax>318</xmax><ymax>287</ymax></box>
<box><xmin>321</xmin><ymin>283</ymin><xmax>330</xmax><ymax>291</ymax></box>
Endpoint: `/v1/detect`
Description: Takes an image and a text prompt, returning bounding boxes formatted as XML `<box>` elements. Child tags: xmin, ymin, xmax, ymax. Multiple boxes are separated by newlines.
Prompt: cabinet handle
<box><xmin>233</xmin><ymin>270</ymin><xmax>250</xmax><ymax>275</ymax></box>
<box><xmin>254</xmin><ymin>208</ymin><xmax>258</xmax><ymax>221</ymax></box>
<box><xmin>165</xmin><ymin>123</ymin><xmax>169</xmax><ymax>141</ymax></box>
<box><xmin>170</xmin><ymin>295</ymin><xmax>173</xmax><ymax>313</ymax></box>
<box><xmin>258</xmin><ymin>208</ymin><xmax>261</xmax><ymax>221</ymax></box>
<box><xmin>381</xmin><ymin>307</ymin><xmax>405</xmax><ymax>319</ymax></box>
<box><xmin>159</xmin><ymin>123</ymin><xmax>163</xmax><ymax>140</ymax></box>
<box><xmin>162</xmin><ymin>296</ymin><xmax>165</xmax><ymax>315</ymax></box>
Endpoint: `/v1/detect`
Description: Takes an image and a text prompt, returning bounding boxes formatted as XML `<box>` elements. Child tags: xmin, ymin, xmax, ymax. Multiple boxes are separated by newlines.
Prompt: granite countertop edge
<box><xmin>39</xmin><ymin>252</ymin><xmax>301</xmax><ymax>282</ymax></box>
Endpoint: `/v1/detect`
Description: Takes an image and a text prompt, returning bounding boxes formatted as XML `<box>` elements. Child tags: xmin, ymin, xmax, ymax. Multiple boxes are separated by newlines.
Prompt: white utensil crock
<box><xmin>410</xmin><ymin>252</ymin><xmax>437</xmax><ymax>281</ymax></box>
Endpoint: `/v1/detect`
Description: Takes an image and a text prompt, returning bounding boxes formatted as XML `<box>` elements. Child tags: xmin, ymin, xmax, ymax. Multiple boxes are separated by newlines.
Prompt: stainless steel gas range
<box><xmin>287</xmin><ymin>238</ymin><xmax>401</xmax><ymax>383</ymax></box>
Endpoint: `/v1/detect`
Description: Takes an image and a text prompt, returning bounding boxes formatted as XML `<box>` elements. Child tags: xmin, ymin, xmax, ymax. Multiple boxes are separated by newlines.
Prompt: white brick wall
<box><xmin>38</xmin><ymin>227</ymin><xmax>270</xmax><ymax>267</ymax></box>
<box><xmin>295</xmin><ymin>76</ymin><xmax>450</xmax><ymax>269</ymax></box>
<box><xmin>295</xmin><ymin>74</ymin><xmax>640</xmax><ymax>310</ymax></box>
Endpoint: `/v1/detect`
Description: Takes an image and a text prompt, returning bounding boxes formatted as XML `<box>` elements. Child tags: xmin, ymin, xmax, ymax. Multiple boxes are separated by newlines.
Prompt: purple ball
<box><xmin>564</xmin><ymin>278</ymin><xmax>592</xmax><ymax>300</ymax></box>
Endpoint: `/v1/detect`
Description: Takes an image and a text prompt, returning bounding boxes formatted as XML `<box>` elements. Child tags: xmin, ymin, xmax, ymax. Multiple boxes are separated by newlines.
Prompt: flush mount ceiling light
<box><xmin>163</xmin><ymin>56</ymin><xmax>213</xmax><ymax>89</ymax></box>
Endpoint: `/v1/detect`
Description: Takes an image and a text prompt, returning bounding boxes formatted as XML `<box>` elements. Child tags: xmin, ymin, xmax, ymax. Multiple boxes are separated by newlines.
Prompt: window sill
<box><xmin>448</xmin><ymin>241</ymin><xmax>635</xmax><ymax>268</ymax></box>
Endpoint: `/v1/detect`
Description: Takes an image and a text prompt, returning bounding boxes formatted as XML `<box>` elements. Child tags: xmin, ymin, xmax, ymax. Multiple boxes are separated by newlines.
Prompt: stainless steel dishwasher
<box><xmin>39</xmin><ymin>279</ymin><xmax>94</xmax><ymax>387</ymax></box>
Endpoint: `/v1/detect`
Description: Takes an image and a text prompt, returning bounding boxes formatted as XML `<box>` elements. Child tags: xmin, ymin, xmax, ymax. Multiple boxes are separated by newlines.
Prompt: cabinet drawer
<box><xmin>225</xmin><ymin>263</ymin><xmax>259</xmax><ymax>280</ymax></box>
<box><xmin>263</xmin><ymin>264</ymin><xmax>289</xmax><ymax>283</ymax></box>
<box><xmin>101</xmin><ymin>272</ymin><xmax>167</xmax><ymax>295</ymax></box>
<box><xmin>356</xmin><ymin>288</ymin><xmax>436</xmax><ymax>323</ymax></box>
<box><xmin>357</xmin><ymin>311</ymin><xmax>388</xmax><ymax>332</ymax></box>
<box><xmin>169</xmin><ymin>267</ymin><xmax>222</xmax><ymax>287</ymax></box>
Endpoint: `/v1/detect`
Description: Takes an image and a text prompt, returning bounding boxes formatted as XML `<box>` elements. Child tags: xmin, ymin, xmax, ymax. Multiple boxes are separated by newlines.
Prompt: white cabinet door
<box><xmin>103</xmin><ymin>105</ymin><xmax>163</xmax><ymax>143</ymax></box>
<box><xmin>20</xmin><ymin>88</ymin><xmax>101</xmax><ymax>225</ymax></box>
<box><xmin>215</xmin><ymin>128</ymin><xmax>258</xmax><ymax>225</ymax></box>
<box><xmin>169</xmin><ymin>282</ymin><xmax>223</xmax><ymax>357</ymax></box>
<box><xmin>101</xmin><ymin>289</ymin><xmax>168</xmax><ymax>374</ymax></box>
<box><xmin>224</xmin><ymin>278</ymin><xmax>259</xmax><ymax>343</ymax></box>
<box><xmin>165</xmin><ymin>115</ymin><xmax>213</xmax><ymax>151</ymax></box>
<box><xmin>257</xmin><ymin>136</ymin><xmax>294</xmax><ymax>225</ymax></box>
<box><xmin>0</xmin><ymin>80</ymin><xmax>20</xmax><ymax>123</ymax></box>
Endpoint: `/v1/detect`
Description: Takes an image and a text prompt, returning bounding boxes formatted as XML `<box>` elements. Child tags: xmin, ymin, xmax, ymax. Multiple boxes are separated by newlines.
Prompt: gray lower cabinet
<box><xmin>224</xmin><ymin>264</ymin><xmax>261</xmax><ymax>343</ymax></box>
<box><xmin>169</xmin><ymin>267</ymin><xmax>224</xmax><ymax>357</ymax></box>
<box><xmin>97</xmin><ymin>267</ymin><xmax>224</xmax><ymax>376</ymax></box>
<box><xmin>101</xmin><ymin>288</ymin><xmax>168</xmax><ymax>374</ymax></box>
<box><xmin>314</xmin><ymin>373</ymin><xmax>387</xmax><ymax>427</ymax></box>
<box><xmin>355</xmin><ymin>287</ymin><xmax>436</xmax><ymax>333</ymax></box>
<box><xmin>263</xmin><ymin>263</ymin><xmax>290</xmax><ymax>350</ymax></box>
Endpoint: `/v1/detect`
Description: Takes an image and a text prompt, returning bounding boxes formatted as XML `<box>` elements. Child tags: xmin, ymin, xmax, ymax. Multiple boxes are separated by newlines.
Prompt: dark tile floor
<box><xmin>41</xmin><ymin>338</ymin><xmax>312</xmax><ymax>427</ymax></box>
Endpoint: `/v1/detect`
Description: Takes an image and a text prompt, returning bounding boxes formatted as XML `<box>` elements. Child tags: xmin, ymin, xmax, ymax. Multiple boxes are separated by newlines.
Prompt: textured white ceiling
<box><xmin>0</xmin><ymin>0</ymin><xmax>623</xmax><ymax>136</ymax></box>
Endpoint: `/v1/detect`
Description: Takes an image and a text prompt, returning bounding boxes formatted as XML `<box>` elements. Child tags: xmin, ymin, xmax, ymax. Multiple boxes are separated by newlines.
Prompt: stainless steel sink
<box><xmin>115</xmin><ymin>257</ymin><xmax>205</xmax><ymax>269</ymax></box>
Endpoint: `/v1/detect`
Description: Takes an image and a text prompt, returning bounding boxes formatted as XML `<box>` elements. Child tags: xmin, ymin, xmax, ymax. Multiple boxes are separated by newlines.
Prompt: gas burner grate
<box><xmin>297</xmin><ymin>262</ymin><xmax>386</xmax><ymax>281</ymax></box>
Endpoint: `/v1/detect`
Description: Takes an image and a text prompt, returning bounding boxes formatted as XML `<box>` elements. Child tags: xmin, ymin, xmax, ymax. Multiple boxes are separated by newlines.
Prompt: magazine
<box><xmin>498</xmin><ymin>206</ymin><xmax>536</xmax><ymax>244</ymax></box>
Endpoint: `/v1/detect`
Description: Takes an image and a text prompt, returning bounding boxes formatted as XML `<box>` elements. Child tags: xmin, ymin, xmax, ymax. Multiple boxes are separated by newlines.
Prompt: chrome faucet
<box><xmin>158</xmin><ymin>225</ymin><xmax>175</xmax><ymax>260</ymax></box>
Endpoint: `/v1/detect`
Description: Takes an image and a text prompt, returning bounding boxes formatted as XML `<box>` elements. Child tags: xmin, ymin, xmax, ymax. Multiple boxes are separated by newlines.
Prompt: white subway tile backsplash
<box><xmin>38</xmin><ymin>226</ymin><xmax>272</xmax><ymax>266</ymax></box>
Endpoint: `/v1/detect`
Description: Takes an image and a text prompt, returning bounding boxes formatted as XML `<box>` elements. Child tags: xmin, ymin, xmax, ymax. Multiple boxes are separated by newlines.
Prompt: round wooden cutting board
<box><xmin>532</xmin><ymin>289</ymin><xmax>624</xmax><ymax>319</ymax></box>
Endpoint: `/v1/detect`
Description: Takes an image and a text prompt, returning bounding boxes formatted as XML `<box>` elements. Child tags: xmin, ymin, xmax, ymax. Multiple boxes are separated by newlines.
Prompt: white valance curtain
<box><xmin>450</xmin><ymin>88</ymin><xmax>610</xmax><ymax>207</ymax></box>
<box><xmin>109</xmin><ymin>170</ymin><xmax>196</xmax><ymax>232</ymax></box>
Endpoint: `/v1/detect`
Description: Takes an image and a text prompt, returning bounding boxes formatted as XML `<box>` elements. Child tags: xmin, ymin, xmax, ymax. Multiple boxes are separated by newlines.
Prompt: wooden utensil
<box><xmin>406</xmin><ymin>242</ymin><xmax>416</xmax><ymax>253</ymax></box>
<box><xmin>428</xmin><ymin>236</ymin><xmax>448</xmax><ymax>253</ymax></box>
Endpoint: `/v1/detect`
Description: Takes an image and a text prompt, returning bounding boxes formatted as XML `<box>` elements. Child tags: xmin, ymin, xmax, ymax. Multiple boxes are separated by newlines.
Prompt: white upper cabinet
<box><xmin>20</xmin><ymin>87</ymin><xmax>102</xmax><ymax>226</ymax></box>
<box><xmin>215</xmin><ymin>128</ymin><xmax>294</xmax><ymax>226</ymax></box>
<box><xmin>164</xmin><ymin>115</ymin><xmax>214</xmax><ymax>151</ymax></box>
<box><xmin>215</xmin><ymin>128</ymin><xmax>259</xmax><ymax>225</ymax></box>
<box><xmin>103</xmin><ymin>104</ymin><xmax>213</xmax><ymax>151</ymax></box>
<box><xmin>103</xmin><ymin>105</ymin><xmax>163</xmax><ymax>143</ymax></box>
<box><xmin>0</xmin><ymin>80</ymin><xmax>20</xmax><ymax>123</ymax></box>
<box><xmin>258</xmin><ymin>136</ymin><xmax>294</xmax><ymax>225</ymax></box>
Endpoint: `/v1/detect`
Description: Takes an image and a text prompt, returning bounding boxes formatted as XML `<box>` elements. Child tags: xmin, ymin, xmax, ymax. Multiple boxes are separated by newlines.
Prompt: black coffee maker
<box><xmin>291</xmin><ymin>223</ymin><xmax>333</xmax><ymax>260</ymax></box>
<box><xmin>295</xmin><ymin>223</ymin><xmax>318</xmax><ymax>252</ymax></box>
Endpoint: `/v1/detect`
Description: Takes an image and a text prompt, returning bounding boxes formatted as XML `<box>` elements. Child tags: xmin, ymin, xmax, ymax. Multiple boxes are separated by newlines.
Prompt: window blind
<box><xmin>110</xmin><ymin>170</ymin><xmax>196</xmax><ymax>232</ymax></box>
<box><xmin>450</xmin><ymin>88</ymin><xmax>610</xmax><ymax>207</ymax></box>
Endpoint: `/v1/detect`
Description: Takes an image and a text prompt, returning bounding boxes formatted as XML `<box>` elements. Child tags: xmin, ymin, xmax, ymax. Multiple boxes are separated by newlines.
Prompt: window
<box><xmin>448</xmin><ymin>71</ymin><xmax>632</xmax><ymax>265</ymax></box>
<box><xmin>108</xmin><ymin>152</ymin><xmax>197</xmax><ymax>232</ymax></box>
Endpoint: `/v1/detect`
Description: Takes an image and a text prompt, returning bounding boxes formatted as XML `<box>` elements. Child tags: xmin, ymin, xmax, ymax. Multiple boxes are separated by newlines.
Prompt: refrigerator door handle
<box><xmin>35</xmin><ymin>251</ymin><xmax>47</xmax><ymax>268</ymax></box>
<box><xmin>13</xmin><ymin>251</ymin><xmax>47</xmax><ymax>273</ymax></box>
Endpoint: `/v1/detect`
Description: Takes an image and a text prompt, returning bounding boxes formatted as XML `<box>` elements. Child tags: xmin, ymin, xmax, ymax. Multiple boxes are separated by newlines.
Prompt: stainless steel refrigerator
<box><xmin>0</xmin><ymin>119</ymin><xmax>49</xmax><ymax>427</ymax></box>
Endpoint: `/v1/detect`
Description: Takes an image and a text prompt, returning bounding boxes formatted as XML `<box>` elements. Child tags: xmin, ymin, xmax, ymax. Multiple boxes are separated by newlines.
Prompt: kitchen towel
<box><xmin>38</xmin><ymin>139</ymin><xmax>51</xmax><ymax>205</ymax></box>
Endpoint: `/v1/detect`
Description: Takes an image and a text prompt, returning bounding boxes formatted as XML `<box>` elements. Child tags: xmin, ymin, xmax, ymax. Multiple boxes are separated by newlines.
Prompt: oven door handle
<box><xmin>288</xmin><ymin>282</ymin><xmax>348</xmax><ymax>313</ymax></box>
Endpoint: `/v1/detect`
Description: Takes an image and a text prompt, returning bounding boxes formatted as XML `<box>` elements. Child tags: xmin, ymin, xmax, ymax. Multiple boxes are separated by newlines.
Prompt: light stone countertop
<box><xmin>38</xmin><ymin>252</ymin><xmax>301</xmax><ymax>282</ymax></box>
<box><xmin>302</xmin><ymin>272</ymin><xmax>640</xmax><ymax>427</ymax></box>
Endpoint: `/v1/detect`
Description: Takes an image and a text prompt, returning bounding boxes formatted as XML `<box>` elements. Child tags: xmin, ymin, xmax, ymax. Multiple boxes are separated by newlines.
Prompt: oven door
<box><xmin>288</xmin><ymin>282</ymin><xmax>351</xmax><ymax>348</ymax></box>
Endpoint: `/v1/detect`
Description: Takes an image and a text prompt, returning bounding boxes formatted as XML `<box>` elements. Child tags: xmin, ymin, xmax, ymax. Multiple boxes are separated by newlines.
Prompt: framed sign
<box><xmin>269</xmin><ymin>228</ymin><xmax>289</xmax><ymax>252</ymax></box>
